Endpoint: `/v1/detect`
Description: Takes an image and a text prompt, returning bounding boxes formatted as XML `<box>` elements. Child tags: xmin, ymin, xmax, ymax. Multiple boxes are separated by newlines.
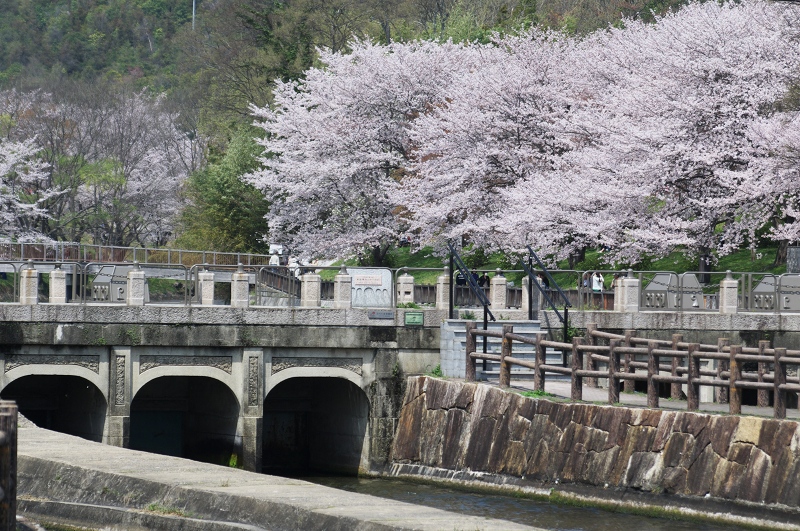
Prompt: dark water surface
<box><xmin>304</xmin><ymin>475</ymin><xmax>752</xmax><ymax>531</ymax></box>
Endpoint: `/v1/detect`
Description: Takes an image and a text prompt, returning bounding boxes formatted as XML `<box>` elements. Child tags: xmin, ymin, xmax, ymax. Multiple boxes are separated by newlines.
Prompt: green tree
<box><xmin>175</xmin><ymin>127</ymin><xmax>270</xmax><ymax>253</ymax></box>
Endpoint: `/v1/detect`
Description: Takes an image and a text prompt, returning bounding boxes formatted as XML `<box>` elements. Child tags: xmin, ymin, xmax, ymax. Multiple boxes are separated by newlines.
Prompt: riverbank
<box><xmin>15</xmin><ymin>416</ymin><xmax>540</xmax><ymax>531</ymax></box>
<box><xmin>390</xmin><ymin>376</ymin><xmax>800</xmax><ymax>530</ymax></box>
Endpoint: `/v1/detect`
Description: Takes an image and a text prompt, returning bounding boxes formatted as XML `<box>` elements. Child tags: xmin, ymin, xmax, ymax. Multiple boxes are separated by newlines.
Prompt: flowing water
<box><xmin>304</xmin><ymin>475</ymin><xmax>754</xmax><ymax>531</ymax></box>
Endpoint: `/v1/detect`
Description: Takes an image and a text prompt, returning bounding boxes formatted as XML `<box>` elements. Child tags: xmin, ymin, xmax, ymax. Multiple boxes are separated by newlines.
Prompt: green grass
<box><xmin>521</xmin><ymin>389</ymin><xmax>556</xmax><ymax>398</ymax></box>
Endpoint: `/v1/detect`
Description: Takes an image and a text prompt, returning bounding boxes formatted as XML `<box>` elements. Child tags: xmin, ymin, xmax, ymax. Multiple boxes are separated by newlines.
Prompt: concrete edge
<box><xmin>18</xmin><ymin>456</ymin><xmax>398</xmax><ymax>531</ymax></box>
<box><xmin>18</xmin><ymin>500</ymin><xmax>265</xmax><ymax>531</ymax></box>
<box><xmin>384</xmin><ymin>463</ymin><xmax>800</xmax><ymax>531</ymax></box>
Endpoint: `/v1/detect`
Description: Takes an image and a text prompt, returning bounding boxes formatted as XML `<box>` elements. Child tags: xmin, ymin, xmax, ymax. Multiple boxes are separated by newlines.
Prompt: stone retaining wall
<box><xmin>392</xmin><ymin>377</ymin><xmax>800</xmax><ymax>510</ymax></box>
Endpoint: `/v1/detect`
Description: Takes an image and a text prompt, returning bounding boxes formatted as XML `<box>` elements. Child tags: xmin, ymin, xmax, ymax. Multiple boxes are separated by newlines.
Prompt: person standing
<box><xmin>592</xmin><ymin>271</ymin><xmax>604</xmax><ymax>292</ymax></box>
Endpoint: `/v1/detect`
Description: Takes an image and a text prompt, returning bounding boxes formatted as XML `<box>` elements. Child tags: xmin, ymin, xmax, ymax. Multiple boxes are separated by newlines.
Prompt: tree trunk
<box><xmin>775</xmin><ymin>240</ymin><xmax>789</xmax><ymax>267</ymax></box>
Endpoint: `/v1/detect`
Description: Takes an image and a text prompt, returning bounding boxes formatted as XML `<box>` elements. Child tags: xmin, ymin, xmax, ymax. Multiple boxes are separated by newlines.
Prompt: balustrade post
<box><xmin>608</xmin><ymin>339</ymin><xmax>620</xmax><ymax>404</ymax></box>
<box><xmin>717</xmin><ymin>338</ymin><xmax>730</xmax><ymax>404</ymax></box>
<box><xmin>758</xmin><ymin>340</ymin><xmax>770</xmax><ymax>408</ymax></box>
<box><xmin>729</xmin><ymin>345</ymin><xmax>742</xmax><ymax>415</ymax></box>
<box><xmin>300</xmin><ymin>271</ymin><xmax>321</xmax><ymax>308</ymax></box>
<box><xmin>534</xmin><ymin>332</ymin><xmax>546</xmax><ymax>392</ymax></box>
<box><xmin>623</xmin><ymin>329</ymin><xmax>636</xmax><ymax>393</ymax></box>
<box><xmin>198</xmin><ymin>267</ymin><xmax>215</xmax><ymax>306</ymax></box>
<box><xmin>231</xmin><ymin>264</ymin><xmax>250</xmax><ymax>308</ymax></box>
<box><xmin>774</xmin><ymin>348</ymin><xmax>787</xmax><ymax>419</ymax></box>
<box><xmin>465</xmin><ymin>321</ymin><xmax>477</xmax><ymax>382</ymax></box>
<box><xmin>571</xmin><ymin>338</ymin><xmax>584</xmax><ymax>401</ymax></box>
<box><xmin>687</xmin><ymin>343</ymin><xmax>700</xmax><ymax>411</ymax></box>
<box><xmin>332</xmin><ymin>266</ymin><xmax>352</xmax><ymax>309</ymax></box>
<box><xmin>396</xmin><ymin>270</ymin><xmax>415</xmax><ymax>305</ymax></box>
<box><xmin>19</xmin><ymin>260</ymin><xmax>38</xmax><ymax>305</ymax></box>
<box><xmin>647</xmin><ymin>341</ymin><xmax>659</xmax><ymax>408</ymax></box>
<box><xmin>585</xmin><ymin>323</ymin><xmax>598</xmax><ymax>388</ymax></box>
<box><xmin>126</xmin><ymin>263</ymin><xmax>146</xmax><ymax>306</ymax></box>
<box><xmin>490</xmin><ymin>269</ymin><xmax>507</xmax><ymax>310</ymax></box>
<box><xmin>671</xmin><ymin>334</ymin><xmax>683</xmax><ymax>400</ymax></box>
<box><xmin>49</xmin><ymin>264</ymin><xmax>68</xmax><ymax>304</ymax></box>
<box><xmin>500</xmin><ymin>324</ymin><xmax>513</xmax><ymax>388</ymax></box>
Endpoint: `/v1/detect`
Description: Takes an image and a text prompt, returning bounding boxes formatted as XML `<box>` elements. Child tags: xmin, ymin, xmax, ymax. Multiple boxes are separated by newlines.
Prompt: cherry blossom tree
<box><xmin>559</xmin><ymin>0</ymin><xmax>800</xmax><ymax>264</ymax></box>
<box><xmin>249</xmin><ymin>39</ymin><xmax>483</xmax><ymax>264</ymax></box>
<box><xmin>0</xmin><ymin>139</ymin><xmax>55</xmax><ymax>242</ymax></box>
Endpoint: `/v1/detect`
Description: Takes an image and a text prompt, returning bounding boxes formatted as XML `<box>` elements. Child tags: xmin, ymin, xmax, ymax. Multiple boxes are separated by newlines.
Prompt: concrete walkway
<box><xmin>16</xmin><ymin>418</ymin><xmax>543</xmax><ymax>531</ymax></box>
<box><xmin>499</xmin><ymin>378</ymin><xmax>800</xmax><ymax>419</ymax></box>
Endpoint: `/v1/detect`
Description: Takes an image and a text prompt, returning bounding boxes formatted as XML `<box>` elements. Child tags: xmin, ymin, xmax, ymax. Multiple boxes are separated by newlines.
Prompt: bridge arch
<box><xmin>0</xmin><ymin>373</ymin><xmax>107</xmax><ymax>442</ymax></box>
<box><xmin>129</xmin><ymin>375</ymin><xmax>241</xmax><ymax>466</ymax></box>
<box><xmin>262</xmin><ymin>374</ymin><xmax>370</xmax><ymax>475</ymax></box>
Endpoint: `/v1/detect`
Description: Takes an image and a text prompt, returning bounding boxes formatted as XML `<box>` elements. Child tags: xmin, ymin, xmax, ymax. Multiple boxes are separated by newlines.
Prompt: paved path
<box><xmin>16</xmin><ymin>418</ymin><xmax>544</xmax><ymax>531</ymax></box>
<box><xmin>494</xmin><ymin>378</ymin><xmax>800</xmax><ymax>419</ymax></box>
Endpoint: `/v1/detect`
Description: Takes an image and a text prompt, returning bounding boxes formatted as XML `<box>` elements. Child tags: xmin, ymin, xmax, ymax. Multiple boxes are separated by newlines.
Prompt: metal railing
<box><xmin>0</xmin><ymin>242</ymin><xmax>274</xmax><ymax>267</ymax></box>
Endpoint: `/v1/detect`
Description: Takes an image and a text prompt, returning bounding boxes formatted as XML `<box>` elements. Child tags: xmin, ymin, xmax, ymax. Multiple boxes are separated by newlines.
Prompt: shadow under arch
<box><xmin>130</xmin><ymin>376</ymin><xmax>240</xmax><ymax>465</ymax></box>
<box><xmin>262</xmin><ymin>376</ymin><xmax>369</xmax><ymax>476</ymax></box>
<box><xmin>0</xmin><ymin>375</ymin><xmax>107</xmax><ymax>442</ymax></box>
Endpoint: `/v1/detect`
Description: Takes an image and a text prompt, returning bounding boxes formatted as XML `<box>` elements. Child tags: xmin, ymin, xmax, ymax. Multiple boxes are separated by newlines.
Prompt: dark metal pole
<box><xmin>482</xmin><ymin>304</ymin><xmax>488</xmax><ymax>372</ymax></box>
<box><xmin>528</xmin><ymin>257</ymin><xmax>533</xmax><ymax>320</ymax></box>
<box><xmin>449</xmin><ymin>253</ymin><xmax>454</xmax><ymax>320</ymax></box>
<box><xmin>562</xmin><ymin>307</ymin><xmax>569</xmax><ymax>368</ymax></box>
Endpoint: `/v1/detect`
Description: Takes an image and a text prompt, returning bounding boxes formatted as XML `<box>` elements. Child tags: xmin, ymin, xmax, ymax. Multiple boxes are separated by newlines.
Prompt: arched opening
<box><xmin>262</xmin><ymin>377</ymin><xmax>369</xmax><ymax>476</ymax></box>
<box><xmin>130</xmin><ymin>376</ymin><xmax>239</xmax><ymax>465</ymax></box>
<box><xmin>0</xmin><ymin>375</ymin><xmax>106</xmax><ymax>442</ymax></box>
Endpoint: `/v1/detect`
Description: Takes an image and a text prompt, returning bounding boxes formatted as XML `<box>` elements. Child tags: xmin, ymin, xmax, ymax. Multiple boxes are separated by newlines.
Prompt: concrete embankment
<box><xmin>391</xmin><ymin>376</ymin><xmax>800</xmax><ymax>529</ymax></box>
<box><xmin>16</xmin><ymin>417</ymin><xmax>541</xmax><ymax>531</ymax></box>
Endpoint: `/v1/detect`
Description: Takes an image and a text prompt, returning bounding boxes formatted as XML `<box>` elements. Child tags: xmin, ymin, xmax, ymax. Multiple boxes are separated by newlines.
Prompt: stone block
<box><xmin>49</xmin><ymin>268</ymin><xmax>68</xmax><ymax>304</ymax></box>
<box><xmin>19</xmin><ymin>267</ymin><xmax>39</xmax><ymax>305</ymax></box>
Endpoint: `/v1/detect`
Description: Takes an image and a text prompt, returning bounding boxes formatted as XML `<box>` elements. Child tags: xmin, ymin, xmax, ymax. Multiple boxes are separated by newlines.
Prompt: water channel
<box><xmin>303</xmin><ymin>475</ymin><xmax>753</xmax><ymax>531</ymax></box>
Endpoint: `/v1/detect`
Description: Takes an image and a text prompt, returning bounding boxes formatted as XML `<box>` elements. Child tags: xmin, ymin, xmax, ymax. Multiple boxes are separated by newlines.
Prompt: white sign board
<box><xmin>349</xmin><ymin>268</ymin><xmax>392</xmax><ymax>308</ymax></box>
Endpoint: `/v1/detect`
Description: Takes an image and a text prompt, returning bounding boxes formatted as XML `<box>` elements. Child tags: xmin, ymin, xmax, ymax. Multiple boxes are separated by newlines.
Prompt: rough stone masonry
<box><xmin>392</xmin><ymin>377</ymin><xmax>800</xmax><ymax>512</ymax></box>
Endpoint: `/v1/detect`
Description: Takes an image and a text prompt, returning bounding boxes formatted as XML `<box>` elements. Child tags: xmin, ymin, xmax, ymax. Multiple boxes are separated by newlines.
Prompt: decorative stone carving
<box><xmin>5</xmin><ymin>355</ymin><xmax>99</xmax><ymax>373</ymax></box>
<box><xmin>139</xmin><ymin>355</ymin><xmax>232</xmax><ymax>374</ymax></box>
<box><xmin>248</xmin><ymin>356</ymin><xmax>259</xmax><ymax>406</ymax></box>
<box><xmin>115</xmin><ymin>355</ymin><xmax>126</xmax><ymax>405</ymax></box>
<box><xmin>271</xmin><ymin>357</ymin><xmax>362</xmax><ymax>376</ymax></box>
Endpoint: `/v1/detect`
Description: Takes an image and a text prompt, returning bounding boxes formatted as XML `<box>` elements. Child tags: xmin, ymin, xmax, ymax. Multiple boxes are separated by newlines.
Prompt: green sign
<box><xmin>404</xmin><ymin>311</ymin><xmax>424</xmax><ymax>326</ymax></box>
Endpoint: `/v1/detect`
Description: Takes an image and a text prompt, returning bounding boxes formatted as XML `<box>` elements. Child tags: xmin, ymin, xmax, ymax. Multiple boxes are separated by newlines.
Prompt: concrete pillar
<box><xmin>231</xmin><ymin>264</ymin><xmax>250</xmax><ymax>308</ymax></box>
<box><xmin>435</xmin><ymin>267</ymin><xmax>449</xmax><ymax>311</ymax></box>
<box><xmin>396</xmin><ymin>270</ymin><xmax>415</xmax><ymax>305</ymax></box>
<box><xmin>619</xmin><ymin>272</ymin><xmax>640</xmax><ymax>313</ymax></box>
<box><xmin>126</xmin><ymin>264</ymin><xmax>146</xmax><ymax>306</ymax></box>
<box><xmin>719</xmin><ymin>271</ymin><xmax>738</xmax><ymax>315</ymax></box>
<box><xmin>333</xmin><ymin>266</ymin><xmax>352</xmax><ymax>309</ymax></box>
<box><xmin>239</xmin><ymin>416</ymin><xmax>263</xmax><ymax>472</ymax></box>
<box><xmin>19</xmin><ymin>261</ymin><xmax>38</xmax><ymax>305</ymax></box>
<box><xmin>49</xmin><ymin>266</ymin><xmax>68</xmax><ymax>304</ymax></box>
<box><xmin>198</xmin><ymin>268</ymin><xmax>215</xmax><ymax>306</ymax></box>
<box><xmin>490</xmin><ymin>269</ymin><xmax>507</xmax><ymax>310</ymax></box>
<box><xmin>105</xmin><ymin>347</ymin><xmax>131</xmax><ymax>448</ymax></box>
<box><xmin>301</xmin><ymin>273</ymin><xmax>322</xmax><ymax>307</ymax></box>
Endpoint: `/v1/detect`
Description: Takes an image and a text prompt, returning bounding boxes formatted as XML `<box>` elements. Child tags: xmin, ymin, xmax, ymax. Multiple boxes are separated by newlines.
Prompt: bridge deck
<box><xmin>17</xmin><ymin>419</ymin><xmax>541</xmax><ymax>531</ymax></box>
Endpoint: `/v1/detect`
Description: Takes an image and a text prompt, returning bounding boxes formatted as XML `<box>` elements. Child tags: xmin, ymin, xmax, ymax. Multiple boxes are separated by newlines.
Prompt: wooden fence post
<box><xmin>729</xmin><ymin>345</ymin><xmax>742</xmax><ymax>415</ymax></box>
<box><xmin>647</xmin><ymin>340</ymin><xmax>659</xmax><ymax>408</ymax></box>
<box><xmin>0</xmin><ymin>401</ymin><xmax>17</xmax><ymax>531</ymax></box>
<box><xmin>687</xmin><ymin>343</ymin><xmax>700</xmax><ymax>411</ymax></box>
<box><xmin>465</xmin><ymin>321</ymin><xmax>476</xmax><ymax>382</ymax></box>
<box><xmin>623</xmin><ymin>330</ymin><xmax>636</xmax><ymax>393</ymax></box>
<box><xmin>774</xmin><ymin>347</ymin><xmax>787</xmax><ymax>419</ymax></box>
<box><xmin>717</xmin><ymin>338</ymin><xmax>730</xmax><ymax>404</ymax></box>
<box><xmin>609</xmin><ymin>339</ymin><xmax>620</xmax><ymax>404</ymax></box>
<box><xmin>585</xmin><ymin>323</ymin><xmax>598</xmax><ymax>388</ymax></box>
<box><xmin>500</xmin><ymin>324</ymin><xmax>513</xmax><ymax>388</ymax></box>
<box><xmin>758</xmin><ymin>340</ymin><xmax>770</xmax><ymax>408</ymax></box>
<box><xmin>534</xmin><ymin>332</ymin><xmax>546</xmax><ymax>392</ymax></box>
<box><xmin>671</xmin><ymin>334</ymin><xmax>683</xmax><ymax>400</ymax></box>
<box><xmin>571</xmin><ymin>338</ymin><xmax>584</xmax><ymax>401</ymax></box>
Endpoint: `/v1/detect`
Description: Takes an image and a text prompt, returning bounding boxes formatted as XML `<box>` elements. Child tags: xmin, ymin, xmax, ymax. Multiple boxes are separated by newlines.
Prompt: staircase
<box><xmin>440</xmin><ymin>320</ymin><xmax>567</xmax><ymax>381</ymax></box>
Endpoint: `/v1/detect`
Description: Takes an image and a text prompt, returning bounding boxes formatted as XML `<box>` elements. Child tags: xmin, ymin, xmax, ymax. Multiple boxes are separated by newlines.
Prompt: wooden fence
<box><xmin>0</xmin><ymin>401</ymin><xmax>17</xmax><ymax>531</ymax></box>
<box><xmin>465</xmin><ymin>322</ymin><xmax>800</xmax><ymax>419</ymax></box>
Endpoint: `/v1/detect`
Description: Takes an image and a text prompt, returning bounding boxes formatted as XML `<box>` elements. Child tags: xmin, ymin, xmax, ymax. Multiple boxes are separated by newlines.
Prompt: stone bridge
<box><xmin>0</xmin><ymin>305</ymin><xmax>442</xmax><ymax>475</ymax></box>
